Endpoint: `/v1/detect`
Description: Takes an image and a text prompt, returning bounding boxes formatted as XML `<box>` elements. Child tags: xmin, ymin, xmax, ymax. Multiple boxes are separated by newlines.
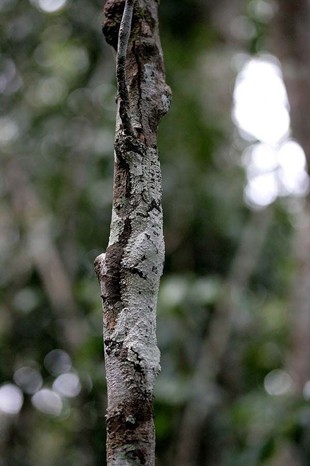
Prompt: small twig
<box><xmin>117</xmin><ymin>0</ymin><xmax>135</xmax><ymax>136</ymax></box>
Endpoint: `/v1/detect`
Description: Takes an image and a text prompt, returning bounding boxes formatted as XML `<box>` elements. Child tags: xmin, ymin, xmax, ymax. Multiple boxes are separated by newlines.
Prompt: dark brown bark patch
<box><xmin>103</xmin><ymin>217</ymin><xmax>131</xmax><ymax>329</ymax></box>
<box><xmin>102</xmin><ymin>0</ymin><xmax>125</xmax><ymax>50</ymax></box>
<box><xmin>107</xmin><ymin>395</ymin><xmax>154</xmax><ymax>462</ymax></box>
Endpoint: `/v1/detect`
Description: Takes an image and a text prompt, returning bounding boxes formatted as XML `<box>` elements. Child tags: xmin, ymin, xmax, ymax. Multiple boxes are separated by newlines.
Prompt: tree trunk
<box><xmin>95</xmin><ymin>1</ymin><xmax>170</xmax><ymax>464</ymax></box>
<box><xmin>271</xmin><ymin>0</ymin><xmax>310</xmax><ymax>393</ymax></box>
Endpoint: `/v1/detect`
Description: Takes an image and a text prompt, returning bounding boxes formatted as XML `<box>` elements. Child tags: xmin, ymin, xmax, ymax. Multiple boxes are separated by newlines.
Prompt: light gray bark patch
<box><xmin>101</xmin><ymin>135</ymin><xmax>163</xmax><ymax>394</ymax></box>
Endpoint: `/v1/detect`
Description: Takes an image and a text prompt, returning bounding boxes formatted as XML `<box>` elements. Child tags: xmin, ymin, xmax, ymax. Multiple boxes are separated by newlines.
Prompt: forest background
<box><xmin>1</xmin><ymin>0</ymin><xmax>310</xmax><ymax>465</ymax></box>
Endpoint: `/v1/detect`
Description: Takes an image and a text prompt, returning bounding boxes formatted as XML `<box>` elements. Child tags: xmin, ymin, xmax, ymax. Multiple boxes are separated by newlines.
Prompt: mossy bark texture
<box><xmin>95</xmin><ymin>1</ymin><xmax>170</xmax><ymax>464</ymax></box>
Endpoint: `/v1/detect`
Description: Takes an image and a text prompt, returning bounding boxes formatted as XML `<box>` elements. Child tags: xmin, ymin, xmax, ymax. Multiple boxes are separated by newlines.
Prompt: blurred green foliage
<box><xmin>1</xmin><ymin>0</ymin><xmax>310</xmax><ymax>465</ymax></box>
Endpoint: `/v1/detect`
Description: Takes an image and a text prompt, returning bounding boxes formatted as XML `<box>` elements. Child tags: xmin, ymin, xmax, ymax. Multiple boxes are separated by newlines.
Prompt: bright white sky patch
<box><xmin>243</xmin><ymin>143</ymin><xmax>278</xmax><ymax>177</ymax></box>
<box><xmin>243</xmin><ymin>140</ymin><xmax>309</xmax><ymax>208</ymax></box>
<box><xmin>277</xmin><ymin>141</ymin><xmax>309</xmax><ymax>196</ymax></box>
<box><xmin>233</xmin><ymin>54</ymin><xmax>309</xmax><ymax>208</ymax></box>
<box><xmin>233</xmin><ymin>55</ymin><xmax>290</xmax><ymax>145</ymax></box>
<box><xmin>245</xmin><ymin>172</ymin><xmax>278</xmax><ymax>208</ymax></box>
<box><xmin>277</xmin><ymin>140</ymin><xmax>307</xmax><ymax>173</ymax></box>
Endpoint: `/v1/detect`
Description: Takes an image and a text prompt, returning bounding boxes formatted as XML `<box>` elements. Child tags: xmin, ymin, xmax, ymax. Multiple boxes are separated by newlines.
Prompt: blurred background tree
<box><xmin>1</xmin><ymin>0</ymin><xmax>310</xmax><ymax>465</ymax></box>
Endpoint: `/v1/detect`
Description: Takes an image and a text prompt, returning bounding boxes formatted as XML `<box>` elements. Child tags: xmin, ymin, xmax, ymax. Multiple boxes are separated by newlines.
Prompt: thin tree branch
<box><xmin>116</xmin><ymin>0</ymin><xmax>135</xmax><ymax>136</ymax></box>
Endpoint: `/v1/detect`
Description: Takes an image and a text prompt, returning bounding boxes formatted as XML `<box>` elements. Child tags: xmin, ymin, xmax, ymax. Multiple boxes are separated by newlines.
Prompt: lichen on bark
<box><xmin>95</xmin><ymin>1</ymin><xmax>170</xmax><ymax>464</ymax></box>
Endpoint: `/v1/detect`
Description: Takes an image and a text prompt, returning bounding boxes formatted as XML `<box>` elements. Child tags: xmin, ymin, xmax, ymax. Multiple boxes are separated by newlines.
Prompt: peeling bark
<box><xmin>95</xmin><ymin>1</ymin><xmax>170</xmax><ymax>464</ymax></box>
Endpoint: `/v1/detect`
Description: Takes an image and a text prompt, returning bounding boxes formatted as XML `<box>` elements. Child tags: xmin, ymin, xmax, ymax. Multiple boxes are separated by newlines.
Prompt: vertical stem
<box><xmin>96</xmin><ymin>1</ymin><xmax>171</xmax><ymax>464</ymax></box>
<box><xmin>271</xmin><ymin>0</ymin><xmax>310</xmax><ymax>394</ymax></box>
<box><xmin>116</xmin><ymin>0</ymin><xmax>135</xmax><ymax>136</ymax></box>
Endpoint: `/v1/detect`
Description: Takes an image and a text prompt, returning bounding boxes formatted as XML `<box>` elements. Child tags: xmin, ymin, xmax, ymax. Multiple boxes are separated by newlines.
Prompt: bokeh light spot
<box><xmin>0</xmin><ymin>117</ymin><xmax>19</xmax><ymax>146</ymax></box>
<box><xmin>14</xmin><ymin>367</ymin><xmax>43</xmax><ymax>394</ymax></box>
<box><xmin>233</xmin><ymin>55</ymin><xmax>289</xmax><ymax>145</ymax></box>
<box><xmin>13</xmin><ymin>288</ymin><xmax>39</xmax><ymax>314</ymax></box>
<box><xmin>53</xmin><ymin>373</ymin><xmax>81</xmax><ymax>398</ymax></box>
<box><xmin>245</xmin><ymin>172</ymin><xmax>278</xmax><ymax>208</ymax></box>
<box><xmin>32</xmin><ymin>389</ymin><xmax>63</xmax><ymax>416</ymax></box>
<box><xmin>0</xmin><ymin>384</ymin><xmax>23</xmax><ymax>415</ymax></box>
<box><xmin>44</xmin><ymin>349</ymin><xmax>72</xmax><ymax>376</ymax></box>
<box><xmin>31</xmin><ymin>0</ymin><xmax>67</xmax><ymax>13</ymax></box>
<box><xmin>264</xmin><ymin>369</ymin><xmax>293</xmax><ymax>396</ymax></box>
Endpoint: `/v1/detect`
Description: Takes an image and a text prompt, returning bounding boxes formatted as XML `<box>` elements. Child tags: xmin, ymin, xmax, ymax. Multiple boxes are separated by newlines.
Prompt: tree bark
<box><xmin>272</xmin><ymin>0</ymin><xmax>310</xmax><ymax>165</ymax></box>
<box><xmin>271</xmin><ymin>0</ymin><xmax>310</xmax><ymax>393</ymax></box>
<box><xmin>95</xmin><ymin>1</ymin><xmax>170</xmax><ymax>464</ymax></box>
